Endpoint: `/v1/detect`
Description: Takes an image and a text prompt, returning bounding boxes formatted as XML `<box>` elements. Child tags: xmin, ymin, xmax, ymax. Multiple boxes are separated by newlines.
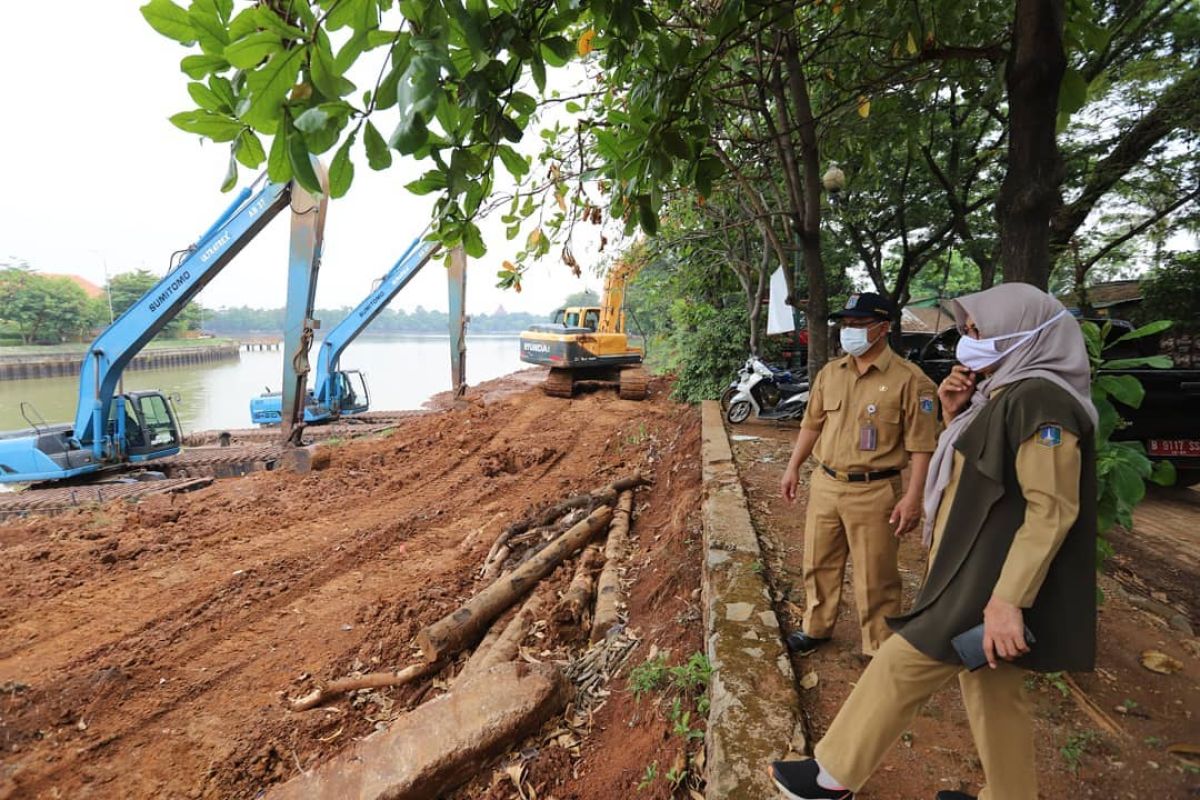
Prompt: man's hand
<box><xmin>889</xmin><ymin>494</ymin><xmax>921</xmax><ymax>537</ymax></box>
<box><xmin>982</xmin><ymin>595</ymin><xmax>1029</xmax><ymax>669</ymax></box>
<box><xmin>938</xmin><ymin>365</ymin><xmax>976</xmax><ymax>421</ymax></box>
<box><xmin>781</xmin><ymin>465</ymin><xmax>800</xmax><ymax>504</ymax></box>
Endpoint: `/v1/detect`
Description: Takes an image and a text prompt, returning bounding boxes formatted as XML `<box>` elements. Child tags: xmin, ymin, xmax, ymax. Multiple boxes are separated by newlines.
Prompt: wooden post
<box><xmin>447</xmin><ymin>246</ymin><xmax>468</xmax><ymax>398</ymax></box>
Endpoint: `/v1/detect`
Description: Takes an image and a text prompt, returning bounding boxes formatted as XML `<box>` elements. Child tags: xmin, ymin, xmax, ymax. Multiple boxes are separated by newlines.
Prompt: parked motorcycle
<box><xmin>725</xmin><ymin>356</ymin><xmax>809</xmax><ymax>424</ymax></box>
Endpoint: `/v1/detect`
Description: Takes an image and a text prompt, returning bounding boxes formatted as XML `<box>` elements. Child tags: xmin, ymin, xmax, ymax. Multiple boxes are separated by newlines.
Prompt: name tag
<box><xmin>859</xmin><ymin>421</ymin><xmax>878</xmax><ymax>451</ymax></box>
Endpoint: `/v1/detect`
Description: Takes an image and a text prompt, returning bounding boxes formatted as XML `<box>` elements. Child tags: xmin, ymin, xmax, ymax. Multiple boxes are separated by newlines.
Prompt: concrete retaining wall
<box><xmin>0</xmin><ymin>343</ymin><xmax>241</xmax><ymax>380</ymax></box>
<box><xmin>700</xmin><ymin>400</ymin><xmax>804</xmax><ymax>800</ymax></box>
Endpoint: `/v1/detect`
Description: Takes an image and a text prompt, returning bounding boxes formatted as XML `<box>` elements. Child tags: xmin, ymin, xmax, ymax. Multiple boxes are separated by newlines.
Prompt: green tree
<box><xmin>561</xmin><ymin>289</ymin><xmax>600</xmax><ymax>308</ymax></box>
<box><xmin>1139</xmin><ymin>251</ymin><xmax>1200</xmax><ymax>331</ymax></box>
<box><xmin>0</xmin><ymin>266</ymin><xmax>95</xmax><ymax>344</ymax></box>
<box><xmin>108</xmin><ymin>269</ymin><xmax>204</xmax><ymax>337</ymax></box>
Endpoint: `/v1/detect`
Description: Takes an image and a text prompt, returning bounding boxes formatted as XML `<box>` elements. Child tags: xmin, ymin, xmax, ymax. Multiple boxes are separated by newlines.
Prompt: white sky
<box><xmin>0</xmin><ymin>2</ymin><xmax>605</xmax><ymax>316</ymax></box>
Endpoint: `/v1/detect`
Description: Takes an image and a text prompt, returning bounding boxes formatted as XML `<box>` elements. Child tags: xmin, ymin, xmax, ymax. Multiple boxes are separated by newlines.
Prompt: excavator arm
<box><xmin>312</xmin><ymin>237</ymin><xmax>440</xmax><ymax>410</ymax></box>
<box><xmin>597</xmin><ymin>258</ymin><xmax>642</xmax><ymax>334</ymax></box>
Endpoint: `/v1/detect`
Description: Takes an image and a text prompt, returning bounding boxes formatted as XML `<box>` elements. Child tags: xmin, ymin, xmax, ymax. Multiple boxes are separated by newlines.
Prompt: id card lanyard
<box><xmin>860</xmin><ymin>403</ymin><xmax>878</xmax><ymax>451</ymax></box>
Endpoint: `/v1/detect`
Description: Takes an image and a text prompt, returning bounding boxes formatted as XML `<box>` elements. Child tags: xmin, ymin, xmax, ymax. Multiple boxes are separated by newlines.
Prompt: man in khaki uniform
<box><xmin>770</xmin><ymin>284</ymin><xmax>1098</xmax><ymax>800</ymax></box>
<box><xmin>781</xmin><ymin>292</ymin><xmax>938</xmax><ymax>656</ymax></box>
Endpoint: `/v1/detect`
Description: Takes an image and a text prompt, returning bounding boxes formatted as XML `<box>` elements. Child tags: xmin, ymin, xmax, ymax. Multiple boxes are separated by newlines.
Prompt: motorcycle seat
<box><xmin>776</xmin><ymin>382</ymin><xmax>809</xmax><ymax>393</ymax></box>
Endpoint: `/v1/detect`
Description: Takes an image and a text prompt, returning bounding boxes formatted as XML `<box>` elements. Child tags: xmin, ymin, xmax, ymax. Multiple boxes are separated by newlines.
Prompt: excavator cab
<box><xmin>106</xmin><ymin>391</ymin><xmax>182</xmax><ymax>461</ymax></box>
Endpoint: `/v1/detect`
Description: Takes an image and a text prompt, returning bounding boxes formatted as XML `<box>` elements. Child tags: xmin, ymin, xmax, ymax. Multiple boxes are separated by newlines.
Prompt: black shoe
<box><xmin>935</xmin><ymin>792</ymin><xmax>976</xmax><ymax>800</ymax></box>
<box><xmin>786</xmin><ymin>631</ymin><xmax>831</xmax><ymax>655</ymax></box>
<box><xmin>768</xmin><ymin>759</ymin><xmax>853</xmax><ymax>799</ymax></box>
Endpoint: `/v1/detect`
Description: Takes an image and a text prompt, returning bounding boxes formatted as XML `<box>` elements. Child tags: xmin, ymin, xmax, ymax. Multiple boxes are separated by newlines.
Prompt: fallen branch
<box><xmin>591</xmin><ymin>490</ymin><xmax>635</xmax><ymax>643</ymax></box>
<box><xmin>418</xmin><ymin>505</ymin><xmax>614</xmax><ymax>663</ymax></box>
<box><xmin>290</xmin><ymin>660</ymin><xmax>446</xmax><ymax>712</ymax></box>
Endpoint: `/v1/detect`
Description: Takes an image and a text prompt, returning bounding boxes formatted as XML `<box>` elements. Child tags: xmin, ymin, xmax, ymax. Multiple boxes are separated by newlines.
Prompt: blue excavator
<box><xmin>0</xmin><ymin>171</ymin><xmax>328</xmax><ymax>484</ymax></box>
<box><xmin>249</xmin><ymin>236</ymin><xmax>439</xmax><ymax>425</ymax></box>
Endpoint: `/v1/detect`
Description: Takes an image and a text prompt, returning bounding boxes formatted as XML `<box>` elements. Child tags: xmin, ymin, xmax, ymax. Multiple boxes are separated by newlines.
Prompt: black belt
<box><xmin>820</xmin><ymin>464</ymin><xmax>900</xmax><ymax>483</ymax></box>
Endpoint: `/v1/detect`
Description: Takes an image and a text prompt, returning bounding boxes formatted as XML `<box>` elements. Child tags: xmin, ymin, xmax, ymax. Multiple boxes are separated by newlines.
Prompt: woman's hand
<box><xmin>982</xmin><ymin>595</ymin><xmax>1030</xmax><ymax>668</ymax></box>
<box><xmin>938</xmin><ymin>365</ymin><xmax>976</xmax><ymax>421</ymax></box>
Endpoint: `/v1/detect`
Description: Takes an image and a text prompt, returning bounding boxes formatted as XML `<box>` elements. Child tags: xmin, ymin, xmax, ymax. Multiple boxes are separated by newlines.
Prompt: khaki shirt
<box><xmin>930</xmin><ymin>428</ymin><xmax>1082</xmax><ymax>608</ymax></box>
<box><xmin>801</xmin><ymin>347</ymin><xmax>939</xmax><ymax>472</ymax></box>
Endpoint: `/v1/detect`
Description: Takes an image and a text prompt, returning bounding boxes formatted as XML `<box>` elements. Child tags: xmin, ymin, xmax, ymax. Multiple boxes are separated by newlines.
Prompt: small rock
<box><xmin>341</xmin><ymin>624</ymin><xmax>353</xmax><ymax>632</ymax></box>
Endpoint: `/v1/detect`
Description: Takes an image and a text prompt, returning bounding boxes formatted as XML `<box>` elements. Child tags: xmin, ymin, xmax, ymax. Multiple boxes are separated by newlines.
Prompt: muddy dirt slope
<box><xmin>0</xmin><ymin>373</ymin><xmax>704</xmax><ymax>800</ymax></box>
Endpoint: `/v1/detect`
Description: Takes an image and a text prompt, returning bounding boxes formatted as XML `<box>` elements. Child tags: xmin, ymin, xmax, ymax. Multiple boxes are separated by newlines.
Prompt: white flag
<box><xmin>766</xmin><ymin>267</ymin><xmax>795</xmax><ymax>335</ymax></box>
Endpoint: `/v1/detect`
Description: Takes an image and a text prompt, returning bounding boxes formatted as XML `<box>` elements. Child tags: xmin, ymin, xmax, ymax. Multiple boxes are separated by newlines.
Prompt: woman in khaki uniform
<box><xmin>770</xmin><ymin>283</ymin><xmax>1099</xmax><ymax>800</ymax></box>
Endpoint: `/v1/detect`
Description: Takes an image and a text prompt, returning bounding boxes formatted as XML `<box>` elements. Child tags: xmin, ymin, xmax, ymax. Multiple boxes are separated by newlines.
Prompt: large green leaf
<box><xmin>181</xmin><ymin>54</ymin><xmax>228</xmax><ymax>79</ymax></box>
<box><xmin>225</xmin><ymin>31</ymin><xmax>282</xmax><ymax>69</ymax></box>
<box><xmin>462</xmin><ymin>221</ymin><xmax>486</xmax><ymax>258</ymax></box>
<box><xmin>267</xmin><ymin>124</ymin><xmax>291</xmax><ymax>183</ymax></box>
<box><xmin>329</xmin><ymin>132</ymin><xmax>356</xmax><ymax>198</ymax></box>
<box><xmin>496</xmin><ymin>145</ymin><xmax>529</xmax><ymax>179</ymax></box>
<box><xmin>1149</xmin><ymin>460</ymin><xmax>1177</xmax><ymax>487</ymax></box>
<box><xmin>187</xmin><ymin>2</ymin><xmax>230</xmax><ymax>54</ymax></box>
<box><xmin>1112</xmin><ymin>319</ymin><xmax>1172</xmax><ymax>344</ymax></box>
<box><xmin>390</xmin><ymin>112</ymin><xmax>429</xmax><ymax>154</ymax></box>
<box><xmin>187</xmin><ymin>81</ymin><xmax>228</xmax><ymax>112</ymax></box>
<box><xmin>288</xmin><ymin>132</ymin><xmax>324</xmax><ymax>195</ymax></box>
<box><xmin>141</xmin><ymin>0</ymin><xmax>196</xmax><ymax>45</ymax></box>
<box><xmin>405</xmin><ymin>170</ymin><xmax>448</xmax><ymax>195</ymax></box>
<box><xmin>253</xmin><ymin>6</ymin><xmax>307</xmax><ymax>39</ymax></box>
<box><xmin>221</xmin><ymin>149</ymin><xmax>239</xmax><ymax>192</ymax></box>
<box><xmin>169</xmin><ymin>110</ymin><xmax>243</xmax><ymax>142</ymax></box>
<box><xmin>293</xmin><ymin>107</ymin><xmax>330</xmax><ymax>134</ymax></box>
<box><xmin>311</xmin><ymin>32</ymin><xmax>357</xmax><ymax>98</ymax></box>
<box><xmin>1058</xmin><ymin>68</ymin><xmax>1088</xmax><ymax>118</ymax></box>
<box><xmin>327</xmin><ymin>0</ymin><xmax>377</xmax><ymax>32</ymax></box>
<box><xmin>234</xmin><ymin>129</ymin><xmax>266</xmax><ymax>168</ymax></box>
<box><xmin>364</xmin><ymin>121</ymin><xmax>393</xmax><ymax>170</ymax></box>
<box><xmin>1095</xmin><ymin>374</ymin><xmax>1145</xmax><ymax>409</ymax></box>
<box><xmin>1100</xmin><ymin>355</ymin><xmax>1174</xmax><ymax>370</ymax></box>
<box><xmin>243</xmin><ymin>47</ymin><xmax>305</xmax><ymax>132</ymax></box>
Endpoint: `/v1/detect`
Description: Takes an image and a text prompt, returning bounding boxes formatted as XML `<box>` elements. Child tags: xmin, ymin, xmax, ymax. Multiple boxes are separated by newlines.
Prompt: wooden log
<box><xmin>457</xmin><ymin>593</ymin><xmax>543</xmax><ymax>684</ymax></box>
<box><xmin>554</xmin><ymin>542</ymin><xmax>604</xmax><ymax>624</ymax></box>
<box><xmin>418</xmin><ymin>505</ymin><xmax>613</xmax><ymax>663</ymax></box>
<box><xmin>290</xmin><ymin>660</ymin><xmax>446</xmax><ymax>712</ymax></box>
<box><xmin>590</xmin><ymin>490</ymin><xmax>635</xmax><ymax>643</ymax></box>
<box><xmin>481</xmin><ymin>472</ymin><xmax>648</xmax><ymax>570</ymax></box>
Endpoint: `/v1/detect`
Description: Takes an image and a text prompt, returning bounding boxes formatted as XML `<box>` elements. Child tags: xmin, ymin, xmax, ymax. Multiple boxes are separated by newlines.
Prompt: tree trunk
<box><xmin>996</xmin><ymin>0</ymin><xmax>1067</xmax><ymax>289</ymax></box>
<box><xmin>591</xmin><ymin>490</ymin><xmax>635</xmax><ymax>643</ymax></box>
<box><xmin>782</xmin><ymin>32</ymin><xmax>829</xmax><ymax>379</ymax></box>
<box><xmin>417</xmin><ymin>506</ymin><xmax>614</xmax><ymax>662</ymax></box>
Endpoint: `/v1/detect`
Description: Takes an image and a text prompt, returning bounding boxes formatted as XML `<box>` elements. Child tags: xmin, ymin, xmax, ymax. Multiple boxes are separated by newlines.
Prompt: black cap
<box><xmin>828</xmin><ymin>292</ymin><xmax>893</xmax><ymax>321</ymax></box>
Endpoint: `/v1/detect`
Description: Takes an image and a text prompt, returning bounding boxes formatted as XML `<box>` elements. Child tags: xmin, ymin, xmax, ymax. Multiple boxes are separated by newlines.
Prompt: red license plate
<box><xmin>1148</xmin><ymin>439</ymin><xmax>1200</xmax><ymax>457</ymax></box>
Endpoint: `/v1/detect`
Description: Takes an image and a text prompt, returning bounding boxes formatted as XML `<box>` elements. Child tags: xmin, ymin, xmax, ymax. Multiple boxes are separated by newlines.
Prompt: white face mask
<box><xmin>840</xmin><ymin>323</ymin><xmax>882</xmax><ymax>357</ymax></box>
<box><xmin>955</xmin><ymin>309</ymin><xmax>1070</xmax><ymax>372</ymax></box>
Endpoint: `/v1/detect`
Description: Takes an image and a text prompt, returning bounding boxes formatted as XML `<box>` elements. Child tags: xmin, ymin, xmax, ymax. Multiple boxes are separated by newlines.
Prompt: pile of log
<box><xmin>277</xmin><ymin>472</ymin><xmax>649</xmax><ymax>800</ymax></box>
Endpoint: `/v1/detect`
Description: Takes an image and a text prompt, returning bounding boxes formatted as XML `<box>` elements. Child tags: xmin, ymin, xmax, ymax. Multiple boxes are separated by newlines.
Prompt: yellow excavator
<box><xmin>519</xmin><ymin>258</ymin><xmax>648</xmax><ymax>400</ymax></box>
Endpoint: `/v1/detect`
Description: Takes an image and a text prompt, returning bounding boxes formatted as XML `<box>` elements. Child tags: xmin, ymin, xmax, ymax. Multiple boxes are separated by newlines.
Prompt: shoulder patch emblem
<box><xmin>919</xmin><ymin>396</ymin><xmax>935</xmax><ymax>415</ymax></box>
<box><xmin>1037</xmin><ymin>424</ymin><xmax>1062</xmax><ymax>448</ymax></box>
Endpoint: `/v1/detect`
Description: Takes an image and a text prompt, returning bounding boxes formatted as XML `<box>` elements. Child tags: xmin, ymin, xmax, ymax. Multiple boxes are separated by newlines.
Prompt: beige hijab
<box><xmin>921</xmin><ymin>283</ymin><xmax>1097</xmax><ymax>545</ymax></box>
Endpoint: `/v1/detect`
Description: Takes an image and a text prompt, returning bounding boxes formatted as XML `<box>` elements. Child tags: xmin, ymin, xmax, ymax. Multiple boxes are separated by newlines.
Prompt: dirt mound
<box><xmin>0</xmin><ymin>374</ymin><xmax>704</xmax><ymax>800</ymax></box>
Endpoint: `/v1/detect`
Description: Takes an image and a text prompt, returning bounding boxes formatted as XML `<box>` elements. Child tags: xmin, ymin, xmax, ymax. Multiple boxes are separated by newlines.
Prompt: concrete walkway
<box><xmin>700</xmin><ymin>401</ymin><xmax>804</xmax><ymax>799</ymax></box>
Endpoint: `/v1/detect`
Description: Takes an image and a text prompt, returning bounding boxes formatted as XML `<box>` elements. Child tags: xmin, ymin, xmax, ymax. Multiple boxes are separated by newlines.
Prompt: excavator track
<box><xmin>618</xmin><ymin>367</ymin><xmax>649</xmax><ymax>400</ymax></box>
<box><xmin>543</xmin><ymin>368</ymin><xmax>576</xmax><ymax>398</ymax></box>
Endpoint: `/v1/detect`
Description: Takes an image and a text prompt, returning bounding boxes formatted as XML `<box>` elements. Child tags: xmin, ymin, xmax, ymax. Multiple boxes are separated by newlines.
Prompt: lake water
<box><xmin>0</xmin><ymin>335</ymin><xmax>527</xmax><ymax>435</ymax></box>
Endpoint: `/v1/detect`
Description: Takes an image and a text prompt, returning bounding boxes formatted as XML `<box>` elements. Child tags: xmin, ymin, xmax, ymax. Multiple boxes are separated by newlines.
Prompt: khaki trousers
<box><xmin>803</xmin><ymin>469</ymin><xmax>902</xmax><ymax>654</ymax></box>
<box><xmin>814</xmin><ymin>634</ymin><xmax>1037</xmax><ymax>800</ymax></box>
